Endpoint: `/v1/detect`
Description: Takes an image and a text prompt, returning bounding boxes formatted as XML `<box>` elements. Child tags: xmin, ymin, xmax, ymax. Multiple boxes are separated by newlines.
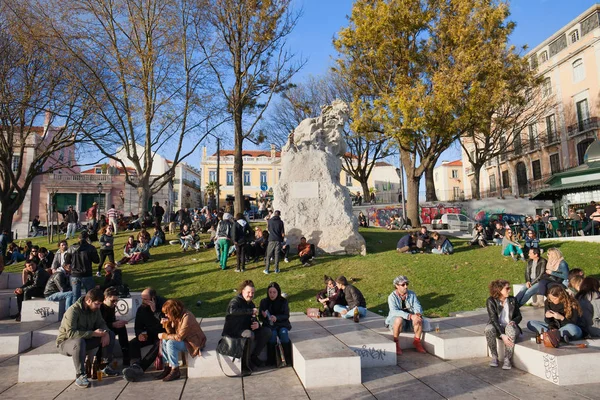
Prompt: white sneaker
<box><xmin>96</xmin><ymin>272</ymin><xmax>101</xmax><ymax>277</ymax></box>
<box><xmin>489</xmin><ymin>357</ymin><xmax>498</xmax><ymax>367</ymax></box>
<box><xmin>502</xmin><ymin>358</ymin><xmax>512</xmax><ymax>370</ymax></box>
<box><xmin>284</xmin><ymin>258</ymin><xmax>289</xmax><ymax>263</ymax></box>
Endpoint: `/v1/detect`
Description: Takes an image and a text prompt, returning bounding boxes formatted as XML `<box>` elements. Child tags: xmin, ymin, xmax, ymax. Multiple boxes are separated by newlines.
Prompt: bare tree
<box><xmin>0</xmin><ymin>5</ymin><xmax>95</xmax><ymax>232</ymax></box>
<box><xmin>200</xmin><ymin>0</ymin><xmax>304</xmax><ymax>214</ymax></box>
<box><xmin>22</xmin><ymin>0</ymin><xmax>227</xmax><ymax>215</ymax></box>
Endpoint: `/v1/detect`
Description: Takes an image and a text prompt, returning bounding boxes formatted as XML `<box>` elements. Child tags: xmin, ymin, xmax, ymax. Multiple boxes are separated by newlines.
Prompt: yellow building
<box><xmin>461</xmin><ymin>4</ymin><xmax>600</xmax><ymax>199</ymax></box>
<box><xmin>433</xmin><ymin>160</ymin><xmax>464</xmax><ymax>201</ymax></box>
<box><xmin>200</xmin><ymin>145</ymin><xmax>398</xmax><ymax>204</ymax></box>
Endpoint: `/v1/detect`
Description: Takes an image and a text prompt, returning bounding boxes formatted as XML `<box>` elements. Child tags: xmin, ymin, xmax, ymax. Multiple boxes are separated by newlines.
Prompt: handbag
<box><xmin>275</xmin><ymin>336</ymin><xmax>287</xmax><ymax>368</ymax></box>
<box><xmin>216</xmin><ymin>336</ymin><xmax>250</xmax><ymax>377</ymax></box>
<box><xmin>542</xmin><ymin>329</ymin><xmax>561</xmax><ymax>348</ymax></box>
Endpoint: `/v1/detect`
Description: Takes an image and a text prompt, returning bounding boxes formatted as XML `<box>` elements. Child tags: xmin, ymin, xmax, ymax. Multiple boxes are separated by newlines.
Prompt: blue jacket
<box><xmin>385</xmin><ymin>290</ymin><xmax>423</xmax><ymax>326</ymax></box>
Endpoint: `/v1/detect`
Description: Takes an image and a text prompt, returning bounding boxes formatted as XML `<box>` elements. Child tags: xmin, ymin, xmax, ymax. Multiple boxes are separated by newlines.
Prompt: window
<box><xmin>573</xmin><ymin>59</ymin><xmax>585</xmax><ymax>82</ymax></box>
<box><xmin>545</xmin><ymin>114</ymin><xmax>557</xmax><ymax>143</ymax></box>
<box><xmin>532</xmin><ymin>160</ymin><xmax>541</xmax><ymax>180</ymax></box>
<box><xmin>489</xmin><ymin>174</ymin><xmax>497</xmax><ymax>192</ymax></box>
<box><xmin>11</xmin><ymin>155</ymin><xmax>20</xmax><ymax>172</ymax></box>
<box><xmin>208</xmin><ymin>170</ymin><xmax>217</xmax><ymax>183</ymax></box>
<box><xmin>539</xmin><ymin>51</ymin><xmax>548</xmax><ymax>63</ymax></box>
<box><xmin>576</xmin><ymin>99</ymin><xmax>590</xmax><ymax>130</ymax></box>
<box><xmin>577</xmin><ymin>138</ymin><xmax>594</xmax><ymax>165</ymax></box>
<box><xmin>95</xmin><ymin>168</ymin><xmax>102</xmax><ymax>174</ymax></box>
<box><xmin>570</xmin><ymin>29</ymin><xmax>580</xmax><ymax>44</ymax></box>
<box><xmin>451</xmin><ymin>169</ymin><xmax>458</xmax><ymax>178</ymax></box>
<box><xmin>502</xmin><ymin>170</ymin><xmax>510</xmax><ymax>189</ymax></box>
<box><xmin>528</xmin><ymin>124</ymin><xmax>538</xmax><ymax>150</ymax></box>
<box><xmin>542</xmin><ymin>77</ymin><xmax>552</xmax><ymax>97</ymax></box>
<box><xmin>226</xmin><ymin>171</ymin><xmax>233</xmax><ymax>186</ymax></box>
<box><xmin>453</xmin><ymin>187</ymin><xmax>461</xmax><ymax>200</ymax></box>
<box><xmin>514</xmin><ymin>133</ymin><xmax>522</xmax><ymax>154</ymax></box>
<box><xmin>260</xmin><ymin>171</ymin><xmax>267</xmax><ymax>185</ymax></box>
<box><xmin>345</xmin><ymin>173</ymin><xmax>353</xmax><ymax>187</ymax></box>
<box><xmin>549</xmin><ymin>153</ymin><xmax>560</xmax><ymax>174</ymax></box>
<box><xmin>243</xmin><ymin>171</ymin><xmax>251</xmax><ymax>186</ymax></box>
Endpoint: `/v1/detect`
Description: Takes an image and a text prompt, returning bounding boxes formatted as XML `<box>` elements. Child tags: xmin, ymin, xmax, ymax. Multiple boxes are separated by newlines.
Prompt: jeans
<box><xmin>235</xmin><ymin>243</ymin><xmax>247</xmax><ymax>271</ymax></box>
<box><xmin>109</xmin><ymin>218</ymin><xmax>118</xmax><ymax>234</ymax></box>
<box><xmin>149</xmin><ymin>236</ymin><xmax>163</xmax><ymax>247</ymax></box>
<box><xmin>503</xmin><ymin>244</ymin><xmax>523</xmax><ymax>257</ymax></box>
<box><xmin>217</xmin><ymin>239</ymin><xmax>231</xmax><ymax>270</ymax></box>
<box><xmin>265</xmin><ymin>241</ymin><xmax>281</xmax><ymax>272</ymax></box>
<box><xmin>268</xmin><ymin>327</ymin><xmax>290</xmax><ymax>344</ymax></box>
<box><xmin>334</xmin><ymin>305</ymin><xmax>367</xmax><ymax>319</ymax></box>
<box><xmin>98</xmin><ymin>249</ymin><xmax>115</xmax><ymax>273</ymax></box>
<box><xmin>70</xmin><ymin>276</ymin><xmax>95</xmax><ymax>300</ymax></box>
<box><xmin>129</xmin><ymin>337</ymin><xmax>160</xmax><ymax>371</ymax></box>
<box><xmin>16</xmin><ymin>286</ymin><xmax>45</xmax><ymax>314</ymax></box>
<box><xmin>58</xmin><ymin>332</ymin><xmax>115</xmax><ymax>377</ymax></box>
<box><xmin>161</xmin><ymin>339</ymin><xmax>187</xmax><ymax>366</ymax></box>
<box><xmin>66</xmin><ymin>223</ymin><xmax>77</xmax><ymax>239</ymax></box>
<box><xmin>431</xmin><ymin>240</ymin><xmax>453</xmax><ymax>254</ymax></box>
<box><xmin>46</xmin><ymin>291</ymin><xmax>75</xmax><ymax>310</ymax></box>
<box><xmin>493</xmin><ymin>238</ymin><xmax>503</xmax><ymax>246</ymax></box>
<box><xmin>527</xmin><ymin>320</ymin><xmax>583</xmax><ymax>341</ymax></box>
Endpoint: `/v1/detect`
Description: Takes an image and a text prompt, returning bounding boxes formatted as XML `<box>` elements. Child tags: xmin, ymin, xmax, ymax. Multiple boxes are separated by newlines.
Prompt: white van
<box><xmin>431</xmin><ymin>213</ymin><xmax>474</xmax><ymax>231</ymax></box>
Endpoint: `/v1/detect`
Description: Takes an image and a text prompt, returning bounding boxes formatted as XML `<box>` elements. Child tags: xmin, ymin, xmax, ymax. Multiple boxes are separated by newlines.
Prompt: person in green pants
<box><xmin>216</xmin><ymin>213</ymin><xmax>233</xmax><ymax>270</ymax></box>
<box><xmin>502</xmin><ymin>229</ymin><xmax>525</xmax><ymax>261</ymax></box>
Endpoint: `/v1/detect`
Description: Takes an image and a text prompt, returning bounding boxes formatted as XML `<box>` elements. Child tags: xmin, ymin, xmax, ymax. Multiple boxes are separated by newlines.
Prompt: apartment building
<box><xmin>461</xmin><ymin>4</ymin><xmax>600</xmax><ymax>199</ymax></box>
<box><xmin>433</xmin><ymin>160</ymin><xmax>464</xmax><ymax>201</ymax></box>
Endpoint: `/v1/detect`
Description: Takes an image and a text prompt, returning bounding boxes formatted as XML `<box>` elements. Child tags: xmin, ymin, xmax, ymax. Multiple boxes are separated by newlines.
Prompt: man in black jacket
<box><xmin>333</xmin><ymin>276</ymin><xmax>367</xmax><ymax>321</ymax></box>
<box><xmin>14</xmin><ymin>260</ymin><xmax>50</xmax><ymax>321</ymax></box>
<box><xmin>69</xmin><ymin>231</ymin><xmax>100</xmax><ymax>301</ymax></box>
<box><xmin>515</xmin><ymin>248</ymin><xmax>547</xmax><ymax>306</ymax></box>
<box><xmin>264</xmin><ymin>210</ymin><xmax>285</xmax><ymax>274</ymax></box>
<box><xmin>232</xmin><ymin>213</ymin><xmax>251</xmax><ymax>272</ymax></box>
<box><xmin>45</xmin><ymin>255</ymin><xmax>74</xmax><ymax>310</ymax></box>
<box><xmin>101</xmin><ymin>287</ymin><xmax>130</xmax><ymax>366</ymax></box>
<box><xmin>151</xmin><ymin>202</ymin><xmax>165</xmax><ymax>226</ymax></box>
<box><xmin>122</xmin><ymin>287</ymin><xmax>166</xmax><ymax>382</ymax></box>
<box><xmin>61</xmin><ymin>205</ymin><xmax>79</xmax><ymax>240</ymax></box>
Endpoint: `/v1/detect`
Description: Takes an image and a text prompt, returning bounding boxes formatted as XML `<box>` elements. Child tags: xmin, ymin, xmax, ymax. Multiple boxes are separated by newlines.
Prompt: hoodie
<box><xmin>68</xmin><ymin>240</ymin><xmax>100</xmax><ymax>278</ymax></box>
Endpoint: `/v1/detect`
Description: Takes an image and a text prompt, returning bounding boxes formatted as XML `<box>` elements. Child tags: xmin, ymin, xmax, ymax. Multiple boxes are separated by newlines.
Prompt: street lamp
<box><xmin>97</xmin><ymin>182</ymin><xmax>103</xmax><ymax>215</ymax></box>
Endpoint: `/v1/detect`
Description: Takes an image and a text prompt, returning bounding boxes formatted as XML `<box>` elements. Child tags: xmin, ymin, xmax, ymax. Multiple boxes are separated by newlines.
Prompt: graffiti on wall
<box><xmin>367</xmin><ymin>206</ymin><xmax>403</xmax><ymax>227</ymax></box>
<box><xmin>471</xmin><ymin>208</ymin><xmax>507</xmax><ymax>223</ymax></box>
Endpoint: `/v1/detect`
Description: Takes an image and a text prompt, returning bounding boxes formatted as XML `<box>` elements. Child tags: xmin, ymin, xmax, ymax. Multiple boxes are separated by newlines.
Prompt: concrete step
<box><xmin>0</xmin><ymin>320</ymin><xmax>56</xmax><ymax>355</ymax></box>
<box><xmin>0</xmin><ymin>273</ymin><xmax>22</xmax><ymax>290</ymax></box>
<box><xmin>312</xmin><ymin>314</ymin><xmax>396</xmax><ymax>368</ymax></box>
<box><xmin>422</xmin><ymin>321</ymin><xmax>488</xmax><ymax>360</ymax></box>
<box><xmin>21</xmin><ymin>298</ymin><xmax>66</xmax><ymax>323</ymax></box>
<box><xmin>288</xmin><ymin>313</ymin><xmax>361</xmax><ymax>389</ymax></box>
<box><xmin>18</xmin><ymin>341</ymin><xmax>74</xmax><ymax>382</ymax></box>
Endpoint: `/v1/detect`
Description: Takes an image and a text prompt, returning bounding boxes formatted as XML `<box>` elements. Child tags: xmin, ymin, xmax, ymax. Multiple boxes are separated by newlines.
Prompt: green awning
<box><xmin>531</xmin><ymin>179</ymin><xmax>600</xmax><ymax>200</ymax></box>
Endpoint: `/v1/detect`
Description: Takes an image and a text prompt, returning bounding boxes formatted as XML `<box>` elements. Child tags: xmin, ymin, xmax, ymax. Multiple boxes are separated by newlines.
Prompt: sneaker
<box><xmin>274</xmin><ymin>269</ymin><xmax>280</xmax><ymax>274</ymax></box>
<box><xmin>123</xmin><ymin>364</ymin><xmax>143</xmax><ymax>382</ymax></box>
<box><xmin>502</xmin><ymin>358</ymin><xmax>512</xmax><ymax>370</ymax></box>
<box><xmin>101</xmin><ymin>365</ymin><xmax>120</xmax><ymax>376</ymax></box>
<box><xmin>263</xmin><ymin>269</ymin><xmax>269</xmax><ymax>275</ymax></box>
<box><xmin>489</xmin><ymin>357</ymin><xmax>499</xmax><ymax>367</ymax></box>
<box><xmin>235</xmin><ymin>269</ymin><xmax>241</xmax><ymax>272</ymax></box>
<box><xmin>511</xmin><ymin>254</ymin><xmax>518</xmax><ymax>262</ymax></box>
<box><xmin>578</xmin><ymin>230</ymin><xmax>584</xmax><ymax>236</ymax></box>
<box><xmin>96</xmin><ymin>272</ymin><xmax>102</xmax><ymax>277</ymax></box>
<box><xmin>75</xmin><ymin>374</ymin><xmax>91</xmax><ymax>388</ymax></box>
<box><xmin>303</xmin><ymin>262</ymin><xmax>310</xmax><ymax>267</ymax></box>
<box><xmin>284</xmin><ymin>258</ymin><xmax>289</xmax><ymax>263</ymax></box>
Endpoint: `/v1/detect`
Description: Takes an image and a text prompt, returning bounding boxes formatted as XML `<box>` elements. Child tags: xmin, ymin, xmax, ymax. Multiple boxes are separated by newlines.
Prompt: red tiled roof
<box><xmin>375</xmin><ymin>161</ymin><xmax>393</xmax><ymax>167</ymax></box>
<box><xmin>446</xmin><ymin>160</ymin><xmax>462</xmax><ymax>166</ymax></box>
<box><xmin>213</xmin><ymin>150</ymin><xmax>281</xmax><ymax>157</ymax></box>
<box><xmin>81</xmin><ymin>165</ymin><xmax>136</xmax><ymax>174</ymax></box>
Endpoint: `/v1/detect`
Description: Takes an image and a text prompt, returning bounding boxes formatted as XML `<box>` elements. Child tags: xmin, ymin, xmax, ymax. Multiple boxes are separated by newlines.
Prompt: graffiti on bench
<box><xmin>353</xmin><ymin>345</ymin><xmax>386</xmax><ymax>360</ymax></box>
<box><xmin>34</xmin><ymin>307</ymin><xmax>55</xmax><ymax>318</ymax></box>
<box><xmin>116</xmin><ymin>299</ymin><xmax>130</xmax><ymax>316</ymax></box>
<box><xmin>543</xmin><ymin>354</ymin><xmax>559</xmax><ymax>384</ymax></box>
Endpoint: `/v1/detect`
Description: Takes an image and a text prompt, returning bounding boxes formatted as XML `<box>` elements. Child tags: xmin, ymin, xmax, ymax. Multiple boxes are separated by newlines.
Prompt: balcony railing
<box><xmin>49</xmin><ymin>174</ymin><xmax>112</xmax><ymax>182</ymax></box>
<box><xmin>567</xmin><ymin>117</ymin><xmax>599</xmax><ymax>136</ymax></box>
<box><xmin>544</xmin><ymin>129</ymin><xmax>560</xmax><ymax>146</ymax></box>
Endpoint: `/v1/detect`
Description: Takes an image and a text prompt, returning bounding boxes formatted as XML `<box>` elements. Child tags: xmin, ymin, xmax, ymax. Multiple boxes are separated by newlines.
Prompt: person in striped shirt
<box><xmin>107</xmin><ymin>205</ymin><xmax>119</xmax><ymax>234</ymax></box>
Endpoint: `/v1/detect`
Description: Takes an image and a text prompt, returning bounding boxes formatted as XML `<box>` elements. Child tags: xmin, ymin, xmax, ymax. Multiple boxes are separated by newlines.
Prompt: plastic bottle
<box><xmin>353</xmin><ymin>307</ymin><xmax>359</xmax><ymax>323</ymax></box>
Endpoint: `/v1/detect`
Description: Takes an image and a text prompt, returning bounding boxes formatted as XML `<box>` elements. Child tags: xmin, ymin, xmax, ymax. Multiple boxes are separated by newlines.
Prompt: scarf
<box><xmin>547</xmin><ymin>256</ymin><xmax>564</xmax><ymax>272</ymax></box>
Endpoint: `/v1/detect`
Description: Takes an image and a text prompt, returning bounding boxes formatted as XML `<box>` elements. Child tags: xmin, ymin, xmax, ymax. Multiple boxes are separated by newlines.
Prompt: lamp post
<box><xmin>395</xmin><ymin>166</ymin><xmax>407</xmax><ymax>226</ymax></box>
<box><xmin>48</xmin><ymin>187</ymin><xmax>59</xmax><ymax>244</ymax></box>
<box><xmin>97</xmin><ymin>182</ymin><xmax>103</xmax><ymax>216</ymax></box>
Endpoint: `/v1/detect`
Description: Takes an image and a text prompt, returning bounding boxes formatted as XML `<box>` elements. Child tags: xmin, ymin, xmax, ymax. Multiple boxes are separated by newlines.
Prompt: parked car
<box><xmin>431</xmin><ymin>213</ymin><xmax>474</xmax><ymax>231</ymax></box>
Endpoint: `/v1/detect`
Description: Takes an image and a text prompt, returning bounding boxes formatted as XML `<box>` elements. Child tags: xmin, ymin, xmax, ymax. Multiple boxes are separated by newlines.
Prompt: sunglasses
<box><xmin>398</xmin><ymin>283</ymin><xmax>408</xmax><ymax>287</ymax></box>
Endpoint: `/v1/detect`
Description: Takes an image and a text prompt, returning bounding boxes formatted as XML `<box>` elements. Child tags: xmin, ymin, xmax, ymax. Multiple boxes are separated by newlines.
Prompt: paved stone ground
<box><xmin>2</xmin><ymin>349</ymin><xmax>599</xmax><ymax>399</ymax></box>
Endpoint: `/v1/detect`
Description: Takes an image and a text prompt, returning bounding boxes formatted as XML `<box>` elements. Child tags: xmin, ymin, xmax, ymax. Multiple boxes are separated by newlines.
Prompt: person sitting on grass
<box><xmin>430</xmin><ymin>232</ymin><xmax>453</xmax><ymax>255</ymax></box>
<box><xmin>101</xmin><ymin>262</ymin><xmax>122</xmax><ymax>291</ymax></box>
<box><xmin>5</xmin><ymin>242</ymin><xmax>25</xmax><ymax>265</ymax></box>
<box><xmin>386</xmin><ymin>215</ymin><xmax>402</xmax><ymax>230</ymax></box>
<box><xmin>358</xmin><ymin>211</ymin><xmax>368</xmax><ymax>227</ymax></box>
<box><xmin>298</xmin><ymin>236</ymin><xmax>316</xmax><ymax>266</ymax></box>
<box><xmin>333</xmin><ymin>276</ymin><xmax>367</xmax><ymax>321</ymax></box>
<box><xmin>178</xmin><ymin>224</ymin><xmax>193</xmax><ymax>251</ymax></box>
<box><xmin>128</xmin><ymin>236</ymin><xmax>150</xmax><ymax>265</ymax></box>
<box><xmin>316</xmin><ymin>275</ymin><xmax>346</xmax><ymax>317</ymax></box>
<box><xmin>416</xmin><ymin>226</ymin><xmax>431</xmax><ymax>252</ymax></box>
<box><xmin>523</xmin><ymin>229</ymin><xmax>541</xmax><ymax>255</ymax></box>
<box><xmin>385</xmin><ymin>275</ymin><xmax>426</xmax><ymax>355</ymax></box>
<box><xmin>149</xmin><ymin>225</ymin><xmax>166</xmax><ymax>247</ymax></box>
<box><xmin>492</xmin><ymin>222</ymin><xmax>505</xmax><ymax>246</ymax></box>
<box><xmin>155</xmin><ymin>299</ymin><xmax>206</xmax><ymax>382</ymax></box>
<box><xmin>396</xmin><ymin>233</ymin><xmax>416</xmax><ymax>254</ymax></box>
<box><xmin>502</xmin><ymin>229</ymin><xmax>524</xmax><ymax>261</ymax></box>
<box><xmin>470</xmin><ymin>224</ymin><xmax>488</xmax><ymax>247</ymax></box>
<box><xmin>484</xmin><ymin>279</ymin><xmax>522</xmax><ymax>370</ymax></box>
<box><xmin>527</xmin><ymin>285</ymin><xmax>583</xmax><ymax>343</ymax></box>
<box><xmin>117</xmin><ymin>235</ymin><xmax>137</xmax><ymax>266</ymax></box>
<box><xmin>259</xmin><ymin>282</ymin><xmax>292</xmax><ymax>366</ymax></box>
<box><xmin>575</xmin><ymin>277</ymin><xmax>600</xmax><ymax>337</ymax></box>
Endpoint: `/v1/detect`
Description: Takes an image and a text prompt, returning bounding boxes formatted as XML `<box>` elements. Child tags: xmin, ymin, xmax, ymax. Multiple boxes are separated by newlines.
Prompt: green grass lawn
<box><xmin>6</xmin><ymin>228</ymin><xmax>600</xmax><ymax>318</ymax></box>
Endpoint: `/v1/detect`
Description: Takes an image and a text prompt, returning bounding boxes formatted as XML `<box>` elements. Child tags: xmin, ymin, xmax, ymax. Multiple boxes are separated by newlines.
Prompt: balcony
<box><xmin>567</xmin><ymin>117</ymin><xmax>599</xmax><ymax>137</ymax></box>
<box><xmin>49</xmin><ymin>174</ymin><xmax>112</xmax><ymax>182</ymax></box>
<box><xmin>544</xmin><ymin>129</ymin><xmax>561</xmax><ymax>146</ymax></box>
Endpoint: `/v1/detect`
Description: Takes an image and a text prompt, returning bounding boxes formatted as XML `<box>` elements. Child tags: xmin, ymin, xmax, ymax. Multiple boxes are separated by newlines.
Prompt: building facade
<box><xmin>433</xmin><ymin>160</ymin><xmax>464</xmax><ymax>201</ymax></box>
<box><xmin>461</xmin><ymin>5</ymin><xmax>600</xmax><ymax>200</ymax></box>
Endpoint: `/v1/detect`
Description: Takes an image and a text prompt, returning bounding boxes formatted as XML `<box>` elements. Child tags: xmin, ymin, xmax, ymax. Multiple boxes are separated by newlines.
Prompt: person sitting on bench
<box><xmin>259</xmin><ymin>282</ymin><xmax>292</xmax><ymax>366</ymax></box>
<box><xmin>333</xmin><ymin>276</ymin><xmax>367</xmax><ymax>321</ymax></box>
<box><xmin>385</xmin><ymin>275</ymin><xmax>426</xmax><ymax>355</ymax></box>
<box><xmin>14</xmin><ymin>260</ymin><xmax>50</xmax><ymax>322</ymax></box>
<box><xmin>44</xmin><ymin>253</ymin><xmax>74</xmax><ymax>310</ymax></box>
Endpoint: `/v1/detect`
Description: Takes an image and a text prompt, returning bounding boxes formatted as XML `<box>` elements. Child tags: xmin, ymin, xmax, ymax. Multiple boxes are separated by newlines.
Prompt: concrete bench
<box><xmin>0</xmin><ymin>273</ymin><xmax>22</xmax><ymax>290</ymax></box>
<box><xmin>0</xmin><ymin>321</ymin><xmax>55</xmax><ymax>355</ymax></box>
<box><xmin>113</xmin><ymin>293</ymin><xmax>142</xmax><ymax>322</ymax></box>
<box><xmin>288</xmin><ymin>313</ymin><xmax>361</xmax><ymax>389</ymax></box>
<box><xmin>311</xmin><ymin>313</ymin><xmax>396</xmax><ymax>368</ymax></box>
<box><xmin>18</xmin><ymin>341</ymin><xmax>74</xmax><ymax>382</ymax></box>
<box><xmin>21</xmin><ymin>299</ymin><xmax>66</xmax><ymax>323</ymax></box>
<box><xmin>0</xmin><ymin>289</ymin><xmax>18</xmax><ymax>319</ymax></box>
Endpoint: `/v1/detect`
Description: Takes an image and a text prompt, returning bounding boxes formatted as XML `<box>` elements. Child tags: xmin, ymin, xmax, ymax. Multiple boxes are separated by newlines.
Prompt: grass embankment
<box><xmin>6</xmin><ymin>228</ymin><xmax>599</xmax><ymax>318</ymax></box>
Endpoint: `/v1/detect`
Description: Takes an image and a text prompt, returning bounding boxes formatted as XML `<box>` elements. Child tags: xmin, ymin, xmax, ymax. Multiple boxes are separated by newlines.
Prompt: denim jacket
<box><xmin>385</xmin><ymin>290</ymin><xmax>423</xmax><ymax>326</ymax></box>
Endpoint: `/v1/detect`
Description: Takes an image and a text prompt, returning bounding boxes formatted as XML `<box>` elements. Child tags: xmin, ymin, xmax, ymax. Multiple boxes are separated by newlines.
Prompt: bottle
<box><xmin>85</xmin><ymin>356</ymin><xmax>92</xmax><ymax>378</ymax></box>
<box><xmin>91</xmin><ymin>356</ymin><xmax>99</xmax><ymax>380</ymax></box>
<box><xmin>535</xmin><ymin>332</ymin><xmax>541</xmax><ymax>344</ymax></box>
<box><xmin>353</xmin><ymin>308</ymin><xmax>359</xmax><ymax>323</ymax></box>
<box><xmin>265</xmin><ymin>310</ymin><xmax>273</xmax><ymax>326</ymax></box>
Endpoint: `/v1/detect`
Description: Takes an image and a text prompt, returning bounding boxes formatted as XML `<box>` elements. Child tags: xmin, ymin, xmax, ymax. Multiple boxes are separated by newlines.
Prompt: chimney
<box><xmin>270</xmin><ymin>143</ymin><xmax>276</xmax><ymax>159</ymax></box>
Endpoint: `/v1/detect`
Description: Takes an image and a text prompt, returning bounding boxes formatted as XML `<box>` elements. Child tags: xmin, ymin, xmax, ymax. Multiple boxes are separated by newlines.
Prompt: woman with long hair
<box><xmin>484</xmin><ymin>280</ymin><xmax>522</xmax><ymax>370</ymax></box>
<box><xmin>517</xmin><ymin>247</ymin><xmax>569</xmax><ymax>306</ymax></box>
<box><xmin>502</xmin><ymin>229</ymin><xmax>524</xmax><ymax>261</ymax></box>
<box><xmin>156</xmin><ymin>299</ymin><xmax>206</xmax><ymax>382</ymax></box>
<box><xmin>259</xmin><ymin>282</ymin><xmax>292</xmax><ymax>366</ymax></box>
<box><xmin>575</xmin><ymin>277</ymin><xmax>600</xmax><ymax>337</ymax></box>
<box><xmin>527</xmin><ymin>285</ymin><xmax>583</xmax><ymax>342</ymax></box>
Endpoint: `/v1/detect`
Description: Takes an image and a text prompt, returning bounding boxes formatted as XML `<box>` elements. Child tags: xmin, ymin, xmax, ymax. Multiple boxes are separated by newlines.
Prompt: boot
<box><xmin>282</xmin><ymin>341</ymin><xmax>293</xmax><ymax>367</ymax></box>
<box><xmin>163</xmin><ymin>367</ymin><xmax>181</xmax><ymax>381</ymax></box>
<box><xmin>266</xmin><ymin>343</ymin><xmax>277</xmax><ymax>366</ymax></box>
<box><xmin>155</xmin><ymin>365</ymin><xmax>172</xmax><ymax>380</ymax></box>
<box><xmin>413</xmin><ymin>337</ymin><xmax>426</xmax><ymax>353</ymax></box>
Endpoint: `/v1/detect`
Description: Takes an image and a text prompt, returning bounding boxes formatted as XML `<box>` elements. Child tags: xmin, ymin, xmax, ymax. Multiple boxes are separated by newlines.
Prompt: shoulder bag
<box><xmin>216</xmin><ymin>336</ymin><xmax>250</xmax><ymax>377</ymax></box>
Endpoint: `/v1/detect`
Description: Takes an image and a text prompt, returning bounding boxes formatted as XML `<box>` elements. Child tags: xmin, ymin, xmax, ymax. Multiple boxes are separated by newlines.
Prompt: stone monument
<box><xmin>274</xmin><ymin>100</ymin><xmax>367</xmax><ymax>255</ymax></box>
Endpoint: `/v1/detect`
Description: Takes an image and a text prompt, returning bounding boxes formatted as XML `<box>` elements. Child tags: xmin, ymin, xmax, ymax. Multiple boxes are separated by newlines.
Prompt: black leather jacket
<box><xmin>44</xmin><ymin>270</ymin><xmax>70</xmax><ymax>297</ymax></box>
<box><xmin>486</xmin><ymin>296</ymin><xmax>522</xmax><ymax>338</ymax></box>
<box><xmin>525</xmin><ymin>257</ymin><xmax>547</xmax><ymax>285</ymax></box>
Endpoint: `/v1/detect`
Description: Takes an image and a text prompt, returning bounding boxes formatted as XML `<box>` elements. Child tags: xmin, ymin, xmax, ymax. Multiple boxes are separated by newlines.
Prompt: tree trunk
<box><xmin>233</xmin><ymin>109</ymin><xmax>244</xmax><ymax>216</ymax></box>
<box><xmin>471</xmin><ymin>166</ymin><xmax>481</xmax><ymax>200</ymax></box>
<box><xmin>0</xmin><ymin>201</ymin><xmax>17</xmax><ymax>234</ymax></box>
<box><xmin>360</xmin><ymin>181</ymin><xmax>370</xmax><ymax>204</ymax></box>
<box><xmin>405</xmin><ymin>176</ymin><xmax>421</xmax><ymax>228</ymax></box>
<box><xmin>137</xmin><ymin>183</ymin><xmax>150</xmax><ymax>216</ymax></box>
<box><xmin>424</xmin><ymin>164</ymin><xmax>437</xmax><ymax>202</ymax></box>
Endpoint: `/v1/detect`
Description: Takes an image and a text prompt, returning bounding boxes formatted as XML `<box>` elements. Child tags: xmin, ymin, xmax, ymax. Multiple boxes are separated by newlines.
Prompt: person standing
<box><xmin>264</xmin><ymin>210</ymin><xmax>285</xmax><ymax>274</ymax></box>
<box><xmin>216</xmin><ymin>212</ymin><xmax>233</xmax><ymax>270</ymax></box>
<box><xmin>97</xmin><ymin>226</ymin><xmax>115</xmax><ymax>277</ymax></box>
<box><xmin>86</xmin><ymin>202</ymin><xmax>98</xmax><ymax>231</ymax></box>
<box><xmin>69</xmin><ymin>231</ymin><xmax>100</xmax><ymax>301</ymax></box>
<box><xmin>333</xmin><ymin>276</ymin><xmax>367</xmax><ymax>320</ymax></box>
<box><xmin>61</xmin><ymin>205</ymin><xmax>79</xmax><ymax>240</ymax></box>
<box><xmin>385</xmin><ymin>275</ymin><xmax>426</xmax><ymax>355</ymax></box>
<box><xmin>484</xmin><ymin>280</ymin><xmax>522</xmax><ymax>370</ymax></box>
<box><xmin>232</xmin><ymin>213</ymin><xmax>251</xmax><ymax>272</ymax></box>
<box><xmin>151</xmin><ymin>201</ymin><xmax>165</xmax><ymax>227</ymax></box>
<box><xmin>56</xmin><ymin>288</ymin><xmax>118</xmax><ymax>388</ymax></box>
<box><xmin>107</xmin><ymin>205</ymin><xmax>119</xmax><ymax>234</ymax></box>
